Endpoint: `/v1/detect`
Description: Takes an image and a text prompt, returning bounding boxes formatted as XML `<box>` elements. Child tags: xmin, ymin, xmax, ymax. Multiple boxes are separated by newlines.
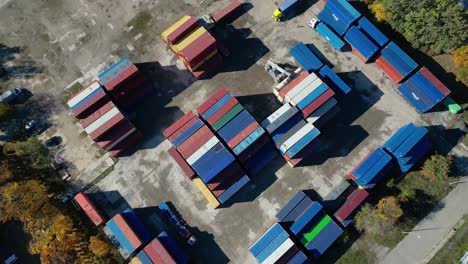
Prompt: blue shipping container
<box><xmin>266</xmin><ymin>107</ymin><xmax>300</xmax><ymax>134</ymax></box>
<box><xmin>275</xmin><ymin>120</ymin><xmax>307</xmax><ymax>148</ymax></box>
<box><xmin>201</xmin><ymin>93</ymin><xmax>234</xmax><ymax>120</ymax></box>
<box><xmin>98</xmin><ymin>57</ymin><xmax>133</xmax><ymax>85</ymax></box>
<box><xmin>381</xmin><ymin>42</ymin><xmax>418</xmax><ymax>80</ymax></box>
<box><xmin>290</xmin><ymin>42</ymin><xmax>324</xmax><ymax>73</ymax></box>
<box><xmin>318</xmin><ymin>65</ymin><xmax>351</xmax><ymax>96</ymax></box>
<box><xmin>105</xmin><ymin>219</ymin><xmax>135</xmax><ymax>256</ymax></box>
<box><xmin>278</xmin><ymin>0</ymin><xmax>302</xmax><ymax>12</ymax></box>
<box><xmin>359</xmin><ymin>152</ymin><xmax>393</xmax><ymax>185</ymax></box>
<box><xmin>256</xmin><ymin>230</ymin><xmax>290</xmax><ymax>263</ymax></box>
<box><xmin>305</xmin><ymin>220</ymin><xmax>343</xmax><ymax>258</ymax></box>
<box><xmin>319</xmin><ymin>0</ymin><xmax>361</xmax><ymax>36</ymax></box>
<box><xmin>344</xmin><ymin>26</ymin><xmax>379</xmax><ymax>61</ymax></box>
<box><xmin>394</xmin><ymin>126</ymin><xmax>428</xmax><ymax>158</ymax></box>
<box><xmin>271</xmin><ymin>114</ymin><xmax>304</xmax><ymax>143</ymax></box>
<box><xmin>158</xmin><ymin>231</ymin><xmax>189</xmax><ymax>264</ymax></box>
<box><xmin>285</xmin><ymin>128</ymin><xmax>321</xmax><ymax>158</ymax></box>
<box><xmin>70</xmin><ymin>87</ymin><xmax>104</xmax><ymax>110</ymax></box>
<box><xmin>171</xmin><ymin>120</ymin><xmax>204</xmax><ymax>147</ymax></box>
<box><xmin>398</xmin><ymin>140</ymin><xmax>431</xmax><ymax>173</ymax></box>
<box><xmin>315</xmin><ymin>22</ymin><xmax>346</xmax><ymax>51</ymax></box>
<box><xmin>218</xmin><ymin>110</ymin><xmax>255</xmax><ymax>142</ymax></box>
<box><xmin>191</xmin><ymin>143</ymin><xmax>235</xmax><ymax>183</ymax></box>
<box><xmin>353</xmin><ymin>148</ymin><xmax>385</xmax><ymax>179</ymax></box>
<box><xmin>283</xmin><ymin>196</ymin><xmax>314</xmax><ymax>223</ymax></box>
<box><xmin>233</xmin><ymin>127</ymin><xmax>265</xmax><ymax>155</ymax></box>
<box><xmin>357</xmin><ymin>17</ymin><xmax>389</xmax><ymax>47</ymax></box>
<box><xmin>397</xmin><ymin>137</ymin><xmax>430</xmax><ymax>165</ymax></box>
<box><xmin>317</xmin><ymin>8</ymin><xmax>349</xmax><ymax>38</ymax></box>
<box><xmin>276</xmin><ymin>191</ymin><xmax>307</xmax><ymax>221</ymax></box>
<box><xmin>290</xmin><ymin>202</ymin><xmax>323</xmax><ymax>235</ymax></box>
<box><xmin>250</xmin><ymin>223</ymin><xmax>284</xmax><ymax>256</ymax></box>
<box><xmin>288</xmin><ymin>251</ymin><xmax>312</xmax><ymax>264</ymax></box>
<box><xmin>411</xmin><ymin>71</ymin><xmax>445</xmax><ymax>103</ymax></box>
<box><xmin>217</xmin><ymin>175</ymin><xmax>250</xmax><ymax>204</ymax></box>
<box><xmin>398</xmin><ymin>83</ymin><xmax>432</xmax><ymax>113</ymax></box>
<box><xmin>297</xmin><ymin>83</ymin><xmax>329</xmax><ymax>110</ymax></box>
<box><xmin>383</xmin><ymin>123</ymin><xmax>417</xmax><ymax>154</ymax></box>
<box><xmin>137</xmin><ymin>251</ymin><xmax>154</xmax><ymax>264</ymax></box>
<box><xmin>244</xmin><ymin>143</ymin><xmax>278</xmax><ymax>176</ymax></box>
<box><xmin>122</xmin><ymin>209</ymin><xmax>152</xmax><ymax>243</ymax></box>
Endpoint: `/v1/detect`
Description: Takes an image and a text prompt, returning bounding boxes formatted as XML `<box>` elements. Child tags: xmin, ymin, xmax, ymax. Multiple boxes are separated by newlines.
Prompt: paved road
<box><xmin>382</xmin><ymin>158</ymin><xmax>468</xmax><ymax>264</ymax></box>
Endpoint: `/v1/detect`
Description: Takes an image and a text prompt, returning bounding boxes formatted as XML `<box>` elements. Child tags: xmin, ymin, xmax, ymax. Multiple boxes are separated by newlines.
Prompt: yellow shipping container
<box><xmin>130</xmin><ymin>257</ymin><xmax>142</xmax><ymax>264</ymax></box>
<box><xmin>173</xmin><ymin>26</ymin><xmax>207</xmax><ymax>53</ymax></box>
<box><xmin>161</xmin><ymin>16</ymin><xmax>191</xmax><ymax>42</ymax></box>
<box><xmin>189</xmin><ymin>49</ymin><xmax>218</xmax><ymax>72</ymax></box>
<box><xmin>192</xmin><ymin>177</ymin><xmax>220</xmax><ymax>208</ymax></box>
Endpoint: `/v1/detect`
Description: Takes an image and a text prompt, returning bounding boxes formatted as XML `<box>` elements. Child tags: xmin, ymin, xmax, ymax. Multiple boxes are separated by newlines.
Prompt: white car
<box><xmin>0</xmin><ymin>88</ymin><xmax>22</xmax><ymax>104</ymax></box>
<box><xmin>308</xmin><ymin>18</ymin><xmax>320</xmax><ymax>29</ymax></box>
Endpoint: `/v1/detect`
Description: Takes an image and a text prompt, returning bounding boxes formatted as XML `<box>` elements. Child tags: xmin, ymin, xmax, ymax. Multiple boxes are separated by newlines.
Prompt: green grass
<box><xmin>82</xmin><ymin>165</ymin><xmax>114</xmax><ymax>192</ymax></box>
<box><xmin>126</xmin><ymin>11</ymin><xmax>152</xmax><ymax>37</ymax></box>
<box><xmin>429</xmin><ymin>215</ymin><xmax>468</xmax><ymax>264</ymax></box>
<box><xmin>337</xmin><ymin>250</ymin><xmax>369</xmax><ymax>264</ymax></box>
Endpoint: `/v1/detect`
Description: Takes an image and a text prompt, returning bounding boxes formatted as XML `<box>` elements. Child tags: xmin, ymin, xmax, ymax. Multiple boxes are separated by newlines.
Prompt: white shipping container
<box><xmin>261</xmin><ymin>238</ymin><xmax>294</xmax><ymax>264</ymax></box>
<box><xmin>284</xmin><ymin>73</ymin><xmax>318</xmax><ymax>103</ymax></box>
<box><xmin>261</xmin><ymin>104</ymin><xmax>291</xmax><ymax>128</ymax></box>
<box><xmin>186</xmin><ymin>136</ymin><xmax>220</xmax><ymax>165</ymax></box>
<box><xmin>280</xmin><ymin>123</ymin><xmax>315</xmax><ymax>153</ymax></box>
<box><xmin>290</xmin><ymin>78</ymin><xmax>324</xmax><ymax>106</ymax></box>
<box><xmin>218</xmin><ymin>175</ymin><xmax>250</xmax><ymax>203</ymax></box>
<box><xmin>105</xmin><ymin>127</ymin><xmax>137</xmax><ymax>150</ymax></box>
<box><xmin>306</xmin><ymin>98</ymin><xmax>338</xmax><ymax>124</ymax></box>
<box><xmin>67</xmin><ymin>81</ymin><xmax>101</xmax><ymax>108</ymax></box>
<box><xmin>85</xmin><ymin>107</ymin><xmax>120</xmax><ymax>134</ymax></box>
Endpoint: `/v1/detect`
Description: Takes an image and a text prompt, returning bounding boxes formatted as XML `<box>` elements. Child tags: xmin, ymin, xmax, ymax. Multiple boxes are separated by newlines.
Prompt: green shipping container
<box><xmin>300</xmin><ymin>215</ymin><xmax>331</xmax><ymax>245</ymax></box>
<box><xmin>213</xmin><ymin>104</ymin><xmax>244</xmax><ymax>131</ymax></box>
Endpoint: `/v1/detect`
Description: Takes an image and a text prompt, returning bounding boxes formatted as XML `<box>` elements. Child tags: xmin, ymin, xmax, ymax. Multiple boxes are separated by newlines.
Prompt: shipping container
<box><xmin>168</xmin><ymin>118</ymin><xmax>204</xmax><ymax>147</ymax></box>
<box><xmin>122</xmin><ymin>209</ymin><xmax>152</xmax><ymax>244</ymax></box>
<box><xmin>315</xmin><ymin>22</ymin><xmax>346</xmax><ymax>51</ymax></box>
<box><xmin>290</xmin><ymin>80</ymin><xmax>326</xmax><ymax>107</ymax></box>
<box><xmin>288</xmin><ymin>251</ymin><xmax>312</xmax><ymax>264</ymax></box>
<box><xmin>318</xmin><ymin>0</ymin><xmax>361</xmax><ymax>36</ymax></box>
<box><xmin>201</xmin><ymin>93</ymin><xmax>234</xmax><ymax>120</ymax></box>
<box><xmin>276</xmin><ymin>191</ymin><xmax>308</xmax><ymax>221</ymax></box>
<box><xmin>167</xmin><ymin>16</ymin><xmax>199</xmax><ymax>45</ymax></box>
<box><xmin>198</xmin><ymin>87</ymin><xmax>229</xmax><ymax>114</ymax></box>
<box><xmin>394</xmin><ymin>126</ymin><xmax>428</xmax><ymax>158</ymax></box>
<box><xmin>280</xmin><ymin>123</ymin><xmax>315</xmax><ymax>154</ymax></box>
<box><xmin>212</xmin><ymin>104</ymin><xmax>244</xmax><ymax>131</ymax></box>
<box><xmin>375</xmin><ymin>55</ymin><xmax>404</xmax><ymax>83</ymax></box>
<box><xmin>86</xmin><ymin>108</ymin><xmax>126</xmax><ymax>140</ymax></box>
<box><xmin>243</xmin><ymin>143</ymin><xmax>277</xmax><ymax>176</ymax></box>
<box><xmin>97</xmin><ymin>122</ymin><xmax>136</xmax><ymax>150</ymax></box>
<box><xmin>290</xmin><ymin>42</ymin><xmax>324</xmax><ymax>73</ymax></box>
<box><xmin>344</xmin><ymin>26</ymin><xmax>379</xmax><ymax>62</ymax></box>
<box><xmin>318</xmin><ymin>65</ymin><xmax>351</xmax><ymax>96</ymax></box>
<box><xmin>98</xmin><ymin>57</ymin><xmax>133</xmax><ymax>85</ymax></box>
<box><xmin>409</xmin><ymin>70</ymin><xmax>446</xmax><ymax>103</ymax></box>
<box><xmin>161</xmin><ymin>16</ymin><xmax>192</xmax><ymax>43</ymax></box>
<box><xmin>262</xmin><ymin>104</ymin><xmax>292</xmax><ymax>128</ymax></box>
<box><xmin>237</xmin><ymin>134</ymin><xmax>271</xmax><ymax>161</ymax></box>
<box><xmin>144</xmin><ymin>238</ymin><xmax>177</xmax><ymax>264</ymax></box>
<box><xmin>255</xmin><ymin>230</ymin><xmax>290</xmax><ymax>263</ymax></box>
<box><xmin>233</xmin><ymin>127</ymin><xmax>265</xmax><ymax>155</ymax></box>
<box><xmin>218</xmin><ymin>110</ymin><xmax>254</xmax><ymax>141</ymax></box>
<box><xmin>173</xmin><ymin>27</ymin><xmax>207</xmax><ymax>53</ymax></box>
<box><xmin>304</xmin><ymin>219</ymin><xmax>343</xmax><ymax>258</ymax></box>
<box><xmin>168</xmin><ymin>147</ymin><xmax>195</xmax><ymax>178</ymax></box>
<box><xmin>186</xmin><ymin>49</ymin><xmax>219</xmax><ymax>72</ymax></box>
<box><xmin>295</xmin><ymin>83</ymin><xmax>329</xmax><ymax>110</ymax></box>
<box><xmin>263</xmin><ymin>238</ymin><xmax>295</xmax><ymax>264</ymax></box>
<box><xmin>285</xmin><ymin>127</ymin><xmax>321</xmax><ymax>158</ymax></box>
<box><xmin>284</xmin><ymin>74</ymin><xmax>320</xmax><ymax>104</ymax></box>
<box><xmin>249</xmin><ymin>223</ymin><xmax>284</xmax><ymax>256</ymax></box>
<box><xmin>176</xmin><ymin>125</ymin><xmax>212</xmax><ymax>158</ymax></box>
<box><xmin>358</xmin><ymin>151</ymin><xmax>393</xmax><ymax>186</ymax></box>
<box><xmin>306</xmin><ymin>97</ymin><xmax>337</xmax><ymax>123</ymax></box>
<box><xmin>212</xmin><ymin>0</ymin><xmax>243</xmax><ymax>23</ymax></box>
<box><xmin>163</xmin><ymin>112</ymin><xmax>196</xmax><ymax>138</ymax></box>
<box><xmin>419</xmin><ymin>67</ymin><xmax>450</xmax><ymax>96</ymax></box>
<box><xmin>334</xmin><ymin>189</ymin><xmax>369</xmax><ymax>227</ymax></box>
<box><xmin>186</xmin><ymin>136</ymin><xmax>220</xmax><ymax>165</ymax></box>
<box><xmin>192</xmin><ymin>177</ymin><xmax>220</xmax><ymax>208</ymax></box>
<box><xmin>277</xmin><ymin>72</ymin><xmax>310</xmax><ymax>99</ymax></box>
<box><xmin>278</xmin><ymin>0</ymin><xmax>302</xmax><ymax>13</ymax></box>
<box><xmin>103</xmin><ymin>65</ymin><xmax>139</xmax><ymax>91</ymax></box>
<box><xmin>191</xmin><ymin>144</ymin><xmax>235</xmax><ymax>183</ymax></box>
<box><xmin>207</xmin><ymin>97</ymin><xmax>239</xmax><ymax>125</ymax></box>
<box><xmin>290</xmin><ymin>202</ymin><xmax>323</xmax><ymax>235</ymax></box>
<box><xmin>271</xmin><ymin>114</ymin><xmax>303</xmax><ymax>142</ymax></box>
<box><xmin>217</xmin><ymin>175</ymin><xmax>250</xmax><ymax>203</ymax></box>
<box><xmin>228</xmin><ymin>121</ymin><xmax>259</xmax><ymax>148</ymax></box>
<box><xmin>383</xmin><ymin>123</ymin><xmax>417</xmax><ymax>154</ymax></box>
<box><xmin>80</xmin><ymin>101</ymin><xmax>115</xmax><ymax>129</ymax></box>
<box><xmin>352</xmin><ymin>148</ymin><xmax>385</xmax><ymax>178</ymax></box>
<box><xmin>276</xmin><ymin>245</ymin><xmax>300</xmax><ymax>263</ymax></box>
<box><xmin>73</xmin><ymin>192</ymin><xmax>106</xmax><ymax>226</ymax></box>
<box><xmin>274</xmin><ymin>119</ymin><xmax>307</xmax><ymax>148</ymax></box>
<box><xmin>113</xmin><ymin>214</ymin><xmax>142</xmax><ymax>250</ymax></box>
<box><xmin>192</xmin><ymin>53</ymin><xmax>223</xmax><ymax>79</ymax></box>
<box><xmin>104</xmin><ymin>219</ymin><xmax>134</xmax><ymax>258</ymax></box>
<box><xmin>207</xmin><ymin>162</ymin><xmax>243</xmax><ymax>191</ymax></box>
<box><xmin>265</xmin><ymin>107</ymin><xmax>300</xmax><ymax>134</ymax></box>
<box><xmin>356</xmin><ymin>17</ymin><xmax>389</xmax><ymax>47</ymax></box>
<box><xmin>135</xmin><ymin>251</ymin><xmax>153</xmax><ymax>264</ymax></box>
<box><xmin>300</xmin><ymin>88</ymin><xmax>335</xmax><ymax>117</ymax></box>
<box><xmin>109</xmin><ymin>130</ymin><xmax>143</xmax><ymax>157</ymax></box>
<box><xmin>300</xmin><ymin>215</ymin><xmax>331</xmax><ymax>245</ymax></box>
<box><xmin>180</xmin><ymin>33</ymin><xmax>217</xmax><ymax>66</ymax></box>
<box><xmin>398</xmin><ymin>81</ymin><xmax>434</xmax><ymax>113</ymax></box>
<box><xmin>158</xmin><ymin>231</ymin><xmax>189</xmax><ymax>264</ymax></box>
<box><xmin>380</xmin><ymin>42</ymin><xmax>418</xmax><ymax>82</ymax></box>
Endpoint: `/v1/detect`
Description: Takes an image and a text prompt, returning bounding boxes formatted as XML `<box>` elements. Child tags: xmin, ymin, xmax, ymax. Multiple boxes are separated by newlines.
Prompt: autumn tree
<box><xmin>89</xmin><ymin>235</ymin><xmax>112</xmax><ymax>257</ymax></box>
<box><xmin>369</xmin><ymin>1</ymin><xmax>390</xmax><ymax>22</ymax></box>
<box><xmin>0</xmin><ymin>162</ymin><xmax>13</xmax><ymax>184</ymax></box>
<box><xmin>355</xmin><ymin>196</ymin><xmax>403</xmax><ymax>234</ymax></box>
<box><xmin>452</xmin><ymin>45</ymin><xmax>468</xmax><ymax>84</ymax></box>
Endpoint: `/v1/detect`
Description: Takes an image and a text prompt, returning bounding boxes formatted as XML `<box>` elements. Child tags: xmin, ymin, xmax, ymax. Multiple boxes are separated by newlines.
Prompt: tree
<box><xmin>421</xmin><ymin>154</ymin><xmax>451</xmax><ymax>182</ymax></box>
<box><xmin>369</xmin><ymin>1</ymin><xmax>390</xmax><ymax>22</ymax></box>
<box><xmin>452</xmin><ymin>45</ymin><xmax>468</xmax><ymax>84</ymax></box>
<box><xmin>89</xmin><ymin>235</ymin><xmax>112</xmax><ymax>257</ymax></box>
<box><xmin>0</xmin><ymin>162</ymin><xmax>13</xmax><ymax>184</ymax></box>
<box><xmin>355</xmin><ymin>196</ymin><xmax>403</xmax><ymax>234</ymax></box>
<box><xmin>9</xmin><ymin>136</ymin><xmax>50</xmax><ymax>169</ymax></box>
<box><xmin>0</xmin><ymin>103</ymin><xmax>12</xmax><ymax>119</ymax></box>
<box><xmin>378</xmin><ymin>0</ymin><xmax>468</xmax><ymax>54</ymax></box>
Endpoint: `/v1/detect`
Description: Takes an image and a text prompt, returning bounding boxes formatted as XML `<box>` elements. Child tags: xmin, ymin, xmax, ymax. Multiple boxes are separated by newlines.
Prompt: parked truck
<box><xmin>273</xmin><ymin>0</ymin><xmax>305</xmax><ymax>21</ymax></box>
<box><xmin>159</xmin><ymin>201</ymin><xmax>197</xmax><ymax>246</ymax></box>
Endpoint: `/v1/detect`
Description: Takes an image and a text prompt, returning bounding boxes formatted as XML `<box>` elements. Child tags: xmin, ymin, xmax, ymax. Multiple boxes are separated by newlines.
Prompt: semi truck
<box><xmin>273</xmin><ymin>0</ymin><xmax>305</xmax><ymax>21</ymax></box>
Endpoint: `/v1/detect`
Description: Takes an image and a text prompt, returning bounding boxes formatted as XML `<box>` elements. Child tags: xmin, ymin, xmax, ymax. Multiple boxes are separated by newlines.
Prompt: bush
<box><xmin>0</xmin><ymin>103</ymin><xmax>12</xmax><ymax>119</ymax></box>
<box><xmin>355</xmin><ymin>197</ymin><xmax>403</xmax><ymax>235</ymax></box>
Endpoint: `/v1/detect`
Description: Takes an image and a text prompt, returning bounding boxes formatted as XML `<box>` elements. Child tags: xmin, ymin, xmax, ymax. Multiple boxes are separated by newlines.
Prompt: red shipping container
<box><xmin>192</xmin><ymin>53</ymin><xmax>223</xmax><ymax>79</ymax></box>
<box><xmin>176</xmin><ymin>126</ymin><xmax>213</xmax><ymax>159</ymax></box>
<box><xmin>352</xmin><ymin>46</ymin><xmax>369</xmax><ymax>63</ymax></box>
<box><xmin>334</xmin><ymin>189</ymin><xmax>369</xmax><ymax>224</ymax></box>
<box><xmin>227</xmin><ymin>122</ymin><xmax>259</xmax><ymax>148</ymax></box>
<box><xmin>278</xmin><ymin>71</ymin><xmax>310</xmax><ymax>100</ymax></box>
<box><xmin>180</xmin><ymin>33</ymin><xmax>217</xmax><ymax>65</ymax></box>
<box><xmin>206</xmin><ymin>162</ymin><xmax>242</xmax><ymax>190</ymax></box>
<box><xmin>109</xmin><ymin>130</ymin><xmax>143</xmax><ymax>157</ymax></box>
<box><xmin>212</xmin><ymin>169</ymin><xmax>245</xmax><ymax>197</ymax></box>
<box><xmin>212</xmin><ymin>0</ymin><xmax>242</xmax><ymax>23</ymax></box>
<box><xmin>167</xmin><ymin>147</ymin><xmax>196</xmax><ymax>178</ymax></box>
<box><xmin>113</xmin><ymin>214</ymin><xmax>142</xmax><ymax>249</ymax></box>
<box><xmin>184</xmin><ymin>43</ymin><xmax>218</xmax><ymax>68</ymax></box>
<box><xmin>71</xmin><ymin>89</ymin><xmax>110</xmax><ymax>119</ymax></box>
<box><xmin>346</xmin><ymin>151</ymin><xmax>373</xmax><ymax>180</ymax></box>
<box><xmin>103</xmin><ymin>65</ymin><xmax>139</xmax><ymax>91</ymax></box>
<box><xmin>144</xmin><ymin>238</ymin><xmax>176</xmax><ymax>264</ymax></box>
<box><xmin>167</xmin><ymin>17</ymin><xmax>199</xmax><ymax>45</ymax></box>
<box><xmin>109</xmin><ymin>70</ymin><xmax>146</xmax><ymax>96</ymax></box>
<box><xmin>97</xmin><ymin>121</ymin><xmax>136</xmax><ymax>150</ymax></box>
<box><xmin>89</xmin><ymin>113</ymin><xmax>126</xmax><ymax>140</ymax></box>
<box><xmin>420</xmin><ymin>67</ymin><xmax>451</xmax><ymax>96</ymax></box>
<box><xmin>73</xmin><ymin>192</ymin><xmax>106</xmax><ymax>226</ymax></box>
<box><xmin>206</xmin><ymin>97</ymin><xmax>239</xmax><ymax>125</ymax></box>
<box><xmin>80</xmin><ymin>101</ymin><xmax>116</xmax><ymax>128</ymax></box>
<box><xmin>301</xmin><ymin>88</ymin><xmax>335</xmax><ymax>118</ymax></box>
<box><xmin>375</xmin><ymin>55</ymin><xmax>404</xmax><ymax>83</ymax></box>
<box><xmin>163</xmin><ymin>112</ymin><xmax>196</xmax><ymax>138</ymax></box>
<box><xmin>197</xmin><ymin>87</ymin><xmax>229</xmax><ymax>114</ymax></box>
<box><xmin>167</xmin><ymin>116</ymin><xmax>199</xmax><ymax>143</ymax></box>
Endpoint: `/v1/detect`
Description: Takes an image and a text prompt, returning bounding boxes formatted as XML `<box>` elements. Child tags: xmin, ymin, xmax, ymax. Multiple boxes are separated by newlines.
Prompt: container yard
<box><xmin>25</xmin><ymin>0</ymin><xmax>461</xmax><ymax>262</ymax></box>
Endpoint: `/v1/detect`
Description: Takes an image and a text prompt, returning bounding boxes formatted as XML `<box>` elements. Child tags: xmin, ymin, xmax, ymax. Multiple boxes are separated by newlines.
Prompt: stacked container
<box><xmin>198</xmin><ymin>87</ymin><xmax>277</xmax><ymax>176</ymax></box>
<box><xmin>249</xmin><ymin>223</ymin><xmax>311</xmax><ymax>264</ymax></box>
<box><xmin>314</xmin><ymin>21</ymin><xmax>346</xmax><ymax>51</ymax></box>
<box><xmin>136</xmin><ymin>231</ymin><xmax>188</xmax><ymax>264</ymax></box>
<box><xmin>276</xmin><ymin>191</ymin><xmax>315</xmax><ymax>224</ymax></box>
<box><xmin>398</xmin><ymin>67</ymin><xmax>450</xmax><ymax>113</ymax></box>
<box><xmin>211</xmin><ymin>0</ymin><xmax>242</xmax><ymax>23</ymax></box>
<box><xmin>103</xmin><ymin>210</ymin><xmax>152</xmax><ymax>259</ymax></box>
<box><xmin>333</xmin><ymin>189</ymin><xmax>369</xmax><ymax>227</ymax></box>
<box><xmin>290</xmin><ymin>42</ymin><xmax>324</xmax><ymax>73</ymax></box>
<box><xmin>163</xmin><ymin>112</ymin><xmax>249</xmax><ymax>208</ymax></box>
<box><xmin>73</xmin><ymin>192</ymin><xmax>106</xmax><ymax>226</ymax></box>
<box><xmin>317</xmin><ymin>65</ymin><xmax>352</xmax><ymax>96</ymax></box>
<box><xmin>162</xmin><ymin>17</ymin><xmax>222</xmax><ymax>79</ymax></box>
<box><xmin>98</xmin><ymin>57</ymin><xmax>152</xmax><ymax>111</ymax></box>
<box><xmin>375</xmin><ymin>42</ymin><xmax>419</xmax><ymax>83</ymax></box>
<box><xmin>346</xmin><ymin>148</ymin><xmax>394</xmax><ymax>189</ymax></box>
<box><xmin>143</xmin><ymin>238</ymin><xmax>177</xmax><ymax>264</ymax></box>
<box><xmin>355</xmin><ymin>17</ymin><xmax>389</xmax><ymax>48</ymax></box>
<box><xmin>383</xmin><ymin>123</ymin><xmax>431</xmax><ymax>173</ymax></box>
<box><xmin>130</xmin><ymin>250</ymin><xmax>153</xmax><ymax>264</ymax></box>
<box><xmin>67</xmin><ymin>84</ymin><xmax>142</xmax><ymax>157</ymax></box>
<box><xmin>343</xmin><ymin>26</ymin><xmax>379</xmax><ymax>63</ymax></box>
<box><xmin>317</xmin><ymin>0</ymin><xmax>362</xmax><ymax>36</ymax></box>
